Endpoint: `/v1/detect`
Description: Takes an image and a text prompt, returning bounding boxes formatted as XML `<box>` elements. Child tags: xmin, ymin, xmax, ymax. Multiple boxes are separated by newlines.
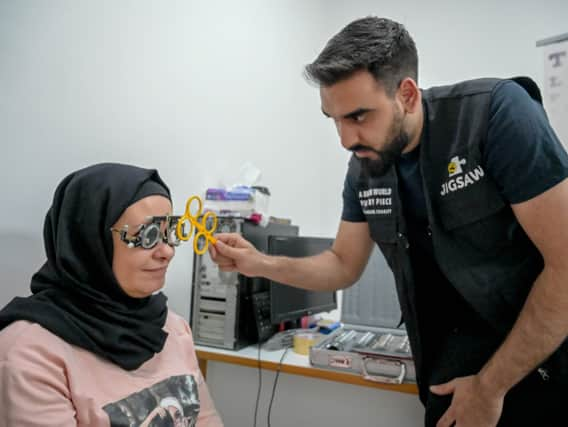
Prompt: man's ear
<box><xmin>398</xmin><ymin>78</ymin><xmax>420</xmax><ymax>113</ymax></box>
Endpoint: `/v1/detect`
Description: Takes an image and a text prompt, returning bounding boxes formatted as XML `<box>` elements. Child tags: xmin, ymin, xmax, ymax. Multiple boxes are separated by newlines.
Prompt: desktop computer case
<box><xmin>310</xmin><ymin>247</ymin><xmax>416</xmax><ymax>384</ymax></box>
<box><xmin>190</xmin><ymin>217</ymin><xmax>299</xmax><ymax>350</ymax></box>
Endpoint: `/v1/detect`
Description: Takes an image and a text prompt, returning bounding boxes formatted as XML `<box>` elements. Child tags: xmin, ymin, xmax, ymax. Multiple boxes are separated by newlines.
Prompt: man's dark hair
<box><xmin>304</xmin><ymin>17</ymin><xmax>418</xmax><ymax>96</ymax></box>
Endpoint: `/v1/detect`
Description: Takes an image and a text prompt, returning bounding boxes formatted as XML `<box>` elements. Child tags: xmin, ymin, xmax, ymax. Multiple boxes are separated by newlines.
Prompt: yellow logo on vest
<box><xmin>447</xmin><ymin>156</ymin><xmax>466</xmax><ymax>177</ymax></box>
<box><xmin>441</xmin><ymin>156</ymin><xmax>485</xmax><ymax>196</ymax></box>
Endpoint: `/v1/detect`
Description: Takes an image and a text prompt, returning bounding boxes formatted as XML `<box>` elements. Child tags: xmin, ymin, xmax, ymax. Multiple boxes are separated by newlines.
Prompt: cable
<box><xmin>267</xmin><ymin>347</ymin><xmax>290</xmax><ymax>427</ymax></box>
<box><xmin>253</xmin><ymin>342</ymin><xmax>262</xmax><ymax>427</ymax></box>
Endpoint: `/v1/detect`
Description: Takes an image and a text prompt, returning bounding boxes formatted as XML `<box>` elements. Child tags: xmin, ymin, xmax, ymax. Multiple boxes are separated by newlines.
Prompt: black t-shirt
<box><xmin>341</xmin><ymin>79</ymin><xmax>568</xmax><ymax>377</ymax></box>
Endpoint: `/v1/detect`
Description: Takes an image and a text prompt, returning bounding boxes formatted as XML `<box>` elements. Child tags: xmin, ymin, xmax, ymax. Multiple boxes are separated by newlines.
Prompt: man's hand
<box><xmin>430</xmin><ymin>375</ymin><xmax>505</xmax><ymax>427</ymax></box>
<box><xmin>208</xmin><ymin>233</ymin><xmax>266</xmax><ymax>277</ymax></box>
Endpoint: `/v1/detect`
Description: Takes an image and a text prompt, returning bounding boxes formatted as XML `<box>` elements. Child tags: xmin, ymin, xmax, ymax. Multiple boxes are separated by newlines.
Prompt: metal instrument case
<box><xmin>310</xmin><ymin>248</ymin><xmax>416</xmax><ymax>384</ymax></box>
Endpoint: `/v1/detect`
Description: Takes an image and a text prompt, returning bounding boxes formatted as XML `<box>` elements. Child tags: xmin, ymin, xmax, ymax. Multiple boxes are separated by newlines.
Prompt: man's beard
<box><xmin>359</xmin><ymin>130</ymin><xmax>410</xmax><ymax>178</ymax></box>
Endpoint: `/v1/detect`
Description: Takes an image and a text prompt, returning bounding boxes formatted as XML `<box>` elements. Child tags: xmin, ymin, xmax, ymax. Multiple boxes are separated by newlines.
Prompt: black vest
<box><xmin>351</xmin><ymin>78</ymin><xmax>546</xmax><ymax>383</ymax></box>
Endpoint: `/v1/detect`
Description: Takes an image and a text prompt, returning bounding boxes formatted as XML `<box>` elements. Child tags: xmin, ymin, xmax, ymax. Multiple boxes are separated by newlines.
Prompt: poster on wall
<box><xmin>538</xmin><ymin>34</ymin><xmax>568</xmax><ymax>148</ymax></box>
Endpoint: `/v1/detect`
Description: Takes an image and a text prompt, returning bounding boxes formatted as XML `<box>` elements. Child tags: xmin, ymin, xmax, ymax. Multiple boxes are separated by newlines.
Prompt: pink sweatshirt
<box><xmin>0</xmin><ymin>311</ymin><xmax>223</xmax><ymax>427</ymax></box>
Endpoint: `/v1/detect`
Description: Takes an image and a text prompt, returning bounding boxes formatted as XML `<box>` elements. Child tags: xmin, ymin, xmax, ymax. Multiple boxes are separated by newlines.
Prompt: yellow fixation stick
<box><xmin>176</xmin><ymin>195</ymin><xmax>217</xmax><ymax>255</ymax></box>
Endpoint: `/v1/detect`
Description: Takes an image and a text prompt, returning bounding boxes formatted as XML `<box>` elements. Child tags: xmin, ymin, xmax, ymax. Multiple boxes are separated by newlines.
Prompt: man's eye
<box><xmin>352</xmin><ymin>114</ymin><xmax>365</xmax><ymax>123</ymax></box>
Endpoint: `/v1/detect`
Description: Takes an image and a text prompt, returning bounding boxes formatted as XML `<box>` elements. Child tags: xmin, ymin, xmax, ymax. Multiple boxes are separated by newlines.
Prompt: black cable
<box><xmin>253</xmin><ymin>342</ymin><xmax>262</xmax><ymax>427</ymax></box>
<box><xmin>267</xmin><ymin>347</ymin><xmax>290</xmax><ymax>427</ymax></box>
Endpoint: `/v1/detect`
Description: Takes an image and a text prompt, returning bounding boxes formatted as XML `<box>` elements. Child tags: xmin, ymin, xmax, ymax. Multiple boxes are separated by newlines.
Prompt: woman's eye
<box><xmin>132</xmin><ymin>224</ymin><xmax>145</xmax><ymax>237</ymax></box>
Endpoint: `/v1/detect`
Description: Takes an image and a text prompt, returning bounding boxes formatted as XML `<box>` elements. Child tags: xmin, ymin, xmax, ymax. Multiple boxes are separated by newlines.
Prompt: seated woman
<box><xmin>0</xmin><ymin>163</ymin><xmax>223</xmax><ymax>427</ymax></box>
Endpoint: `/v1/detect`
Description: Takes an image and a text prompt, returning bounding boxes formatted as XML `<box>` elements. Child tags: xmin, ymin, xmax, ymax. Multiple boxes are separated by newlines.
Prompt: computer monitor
<box><xmin>268</xmin><ymin>235</ymin><xmax>337</xmax><ymax>324</ymax></box>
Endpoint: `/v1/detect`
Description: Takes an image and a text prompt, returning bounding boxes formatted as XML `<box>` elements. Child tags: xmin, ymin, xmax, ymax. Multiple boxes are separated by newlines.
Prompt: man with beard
<box><xmin>209</xmin><ymin>16</ymin><xmax>568</xmax><ymax>427</ymax></box>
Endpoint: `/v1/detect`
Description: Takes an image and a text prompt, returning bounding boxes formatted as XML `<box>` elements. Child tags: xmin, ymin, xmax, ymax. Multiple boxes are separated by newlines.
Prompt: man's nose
<box><xmin>336</xmin><ymin>121</ymin><xmax>358</xmax><ymax>151</ymax></box>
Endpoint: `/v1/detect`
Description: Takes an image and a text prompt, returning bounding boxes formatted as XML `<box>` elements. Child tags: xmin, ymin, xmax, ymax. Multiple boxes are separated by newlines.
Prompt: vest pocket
<box><xmin>437</xmin><ymin>193</ymin><xmax>505</xmax><ymax>230</ymax></box>
<box><xmin>437</xmin><ymin>199</ymin><xmax>514</xmax><ymax>253</ymax></box>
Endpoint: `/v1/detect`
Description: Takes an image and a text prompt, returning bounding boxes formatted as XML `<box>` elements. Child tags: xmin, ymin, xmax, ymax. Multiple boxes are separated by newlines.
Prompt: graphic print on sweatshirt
<box><xmin>102</xmin><ymin>375</ymin><xmax>200</xmax><ymax>427</ymax></box>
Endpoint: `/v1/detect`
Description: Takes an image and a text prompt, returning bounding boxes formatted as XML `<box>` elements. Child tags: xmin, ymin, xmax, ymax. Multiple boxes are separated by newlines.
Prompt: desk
<box><xmin>196</xmin><ymin>344</ymin><xmax>418</xmax><ymax>395</ymax></box>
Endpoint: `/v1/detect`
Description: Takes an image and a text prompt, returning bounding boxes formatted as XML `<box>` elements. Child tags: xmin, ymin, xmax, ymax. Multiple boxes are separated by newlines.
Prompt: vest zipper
<box><xmin>397</xmin><ymin>232</ymin><xmax>410</xmax><ymax>249</ymax></box>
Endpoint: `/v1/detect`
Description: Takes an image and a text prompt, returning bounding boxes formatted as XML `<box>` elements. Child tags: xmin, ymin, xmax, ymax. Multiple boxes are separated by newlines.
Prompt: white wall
<box><xmin>323</xmin><ymin>0</ymin><xmax>568</xmax><ymax>90</ymax></box>
<box><xmin>0</xmin><ymin>0</ymin><xmax>343</xmax><ymax>310</ymax></box>
<box><xmin>2</xmin><ymin>1</ymin><xmax>567</xmax><ymax>426</ymax></box>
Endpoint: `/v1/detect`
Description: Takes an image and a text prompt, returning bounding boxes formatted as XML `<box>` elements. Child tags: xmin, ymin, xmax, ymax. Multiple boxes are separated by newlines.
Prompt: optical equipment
<box><xmin>111</xmin><ymin>215</ymin><xmax>182</xmax><ymax>249</ymax></box>
<box><xmin>111</xmin><ymin>195</ymin><xmax>218</xmax><ymax>254</ymax></box>
<box><xmin>175</xmin><ymin>195</ymin><xmax>217</xmax><ymax>255</ymax></box>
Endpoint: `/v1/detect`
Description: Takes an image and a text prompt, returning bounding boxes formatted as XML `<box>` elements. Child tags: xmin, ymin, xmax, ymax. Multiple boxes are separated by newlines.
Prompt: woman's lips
<box><xmin>144</xmin><ymin>266</ymin><xmax>168</xmax><ymax>275</ymax></box>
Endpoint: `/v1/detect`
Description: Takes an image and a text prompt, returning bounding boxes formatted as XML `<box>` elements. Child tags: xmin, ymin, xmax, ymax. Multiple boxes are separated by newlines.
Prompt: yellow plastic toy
<box><xmin>176</xmin><ymin>195</ymin><xmax>217</xmax><ymax>255</ymax></box>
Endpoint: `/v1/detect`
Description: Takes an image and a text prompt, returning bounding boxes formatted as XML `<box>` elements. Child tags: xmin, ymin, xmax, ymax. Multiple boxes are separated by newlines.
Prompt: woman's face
<box><xmin>111</xmin><ymin>195</ymin><xmax>175</xmax><ymax>298</ymax></box>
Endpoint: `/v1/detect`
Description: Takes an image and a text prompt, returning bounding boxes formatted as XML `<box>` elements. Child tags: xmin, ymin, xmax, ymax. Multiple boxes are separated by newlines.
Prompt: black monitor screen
<box><xmin>268</xmin><ymin>236</ymin><xmax>337</xmax><ymax>324</ymax></box>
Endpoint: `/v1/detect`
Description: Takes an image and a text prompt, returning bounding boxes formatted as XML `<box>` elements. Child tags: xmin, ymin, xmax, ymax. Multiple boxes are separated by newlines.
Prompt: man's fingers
<box><xmin>432</xmin><ymin>380</ymin><xmax>457</xmax><ymax>427</ymax></box>
<box><xmin>214</xmin><ymin>240</ymin><xmax>240</xmax><ymax>258</ymax></box>
<box><xmin>215</xmin><ymin>232</ymin><xmax>241</xmax><ymax>246</ymax></box>
<box><xmin>218</xmin><ymin>263</ymin><xmax>238</xmax><ymax>272</ymax></box>
<box><xmin>215</xmin><ymin>232</ymin><xmax>254</xmax><ymax>250</ymax></box>
<box><xmin>436</xmin><ymin>408</ymin><xmax>456</xmax><ymax>427</ymax></box>
<box><xmin>209</xmin><ymin>249</ymin><xmax>234</xmax><ymax>265</ymax></box>
<box><xmin>430</xmin><ymin>380</ymin><xmax>455</xmax><ymax>396</ymax></box>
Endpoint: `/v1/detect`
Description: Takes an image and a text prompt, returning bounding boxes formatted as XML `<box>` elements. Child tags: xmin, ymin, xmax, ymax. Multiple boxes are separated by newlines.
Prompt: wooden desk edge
<box><xmin>196</xmin><ymin>349</ymin><xmax>418</xmax><ymax>395</ymax></box>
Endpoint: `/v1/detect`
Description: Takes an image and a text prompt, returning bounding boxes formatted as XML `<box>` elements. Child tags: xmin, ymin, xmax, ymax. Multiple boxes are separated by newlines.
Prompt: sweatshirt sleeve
<box><xmin>0</xmin><ymin>345</ymin><xmax>77</xmax><ymax>427</ymax></box>
<box><xmin>175</xmin><ymin>315</ymin><xmax>223</xmax><ymax>427</ymax></box>
<box><xmin>195</xmin><ymin>374</ymin><xmax>224</xmax><ymax>427</ymax></box>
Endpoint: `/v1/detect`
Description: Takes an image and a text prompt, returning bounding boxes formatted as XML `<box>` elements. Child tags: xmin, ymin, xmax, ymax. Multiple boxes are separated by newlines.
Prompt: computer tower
<box><xmin>190</xmin><ymin>217</ymin><xmax>299</xmax><ymax>350</ymax></box>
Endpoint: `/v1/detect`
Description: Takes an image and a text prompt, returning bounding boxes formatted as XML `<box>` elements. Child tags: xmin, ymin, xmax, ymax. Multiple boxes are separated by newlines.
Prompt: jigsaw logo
<box><xmin>447</xmin><ymin>156</ymin><xmax>467</xmax><ymax>177</ymax></box>
<box><xmin>440</xmin><ymin>156</ymin><xmax>485</xmax><ymax>197</ymax></box>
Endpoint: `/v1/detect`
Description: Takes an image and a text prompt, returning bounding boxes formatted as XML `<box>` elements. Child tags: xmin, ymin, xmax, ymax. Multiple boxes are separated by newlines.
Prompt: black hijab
<box><xmin>0</xmin><ymin>163</ymin><xmax>172</xmax><ymax>370</ymax></box>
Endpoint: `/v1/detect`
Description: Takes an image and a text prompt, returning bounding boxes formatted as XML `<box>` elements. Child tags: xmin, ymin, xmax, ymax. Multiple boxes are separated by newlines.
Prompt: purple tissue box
<box><xmin>205</xmin><ymin>188</ymin><xmax>227</xmax><ymax>200</ymax></box>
